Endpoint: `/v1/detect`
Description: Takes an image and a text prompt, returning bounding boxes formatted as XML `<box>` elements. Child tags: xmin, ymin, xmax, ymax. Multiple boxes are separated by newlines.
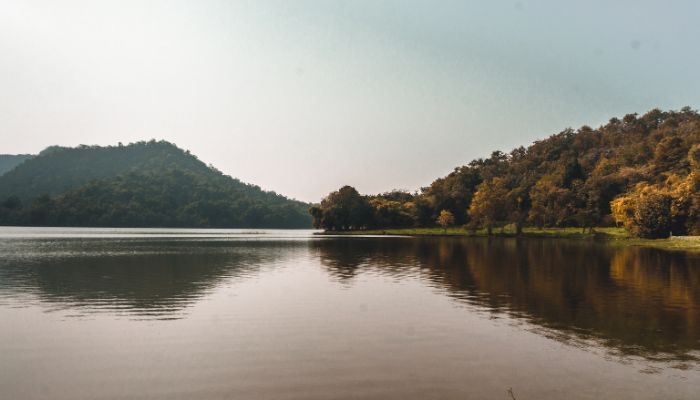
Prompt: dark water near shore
<box><xmin>1</xmin><ymin>228</ymin><xmax>699</xmax><ymax>399</ymax></box>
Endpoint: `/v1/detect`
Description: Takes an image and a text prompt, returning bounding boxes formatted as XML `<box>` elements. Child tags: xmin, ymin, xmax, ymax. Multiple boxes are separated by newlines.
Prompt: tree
<box><xmin>420</xmin><ymin>165</ymin><xmax>481</xmax><ymax>225</ymax></box>
<box><xmin>507</xmin><ymin>190</ymin><xmax>528</xmax><ymax>235</ymax></box>
<box><xmin>311</xmin><ymin>186</ymin><xmax>373</xmax><ymax>231</ymax></box>
<box><xmin>309</xmin><ymin>206</ymin><xmax>324</xmax><ymax>229</ymax></box>
<box><xmin>436</xmin><ymin>210</ymin><xmax>455</xmax><ymax>232</ymax></box>
<box><xmin>653</xmin><ymin>135</ymin><xmax>688</xmax><ymax>174</ymax></box>
<box><xmin>682</xmin><ymin>145</ymin><xmax>700</xmax><ymax>234</ymax></box>
<box><xmin>408</xmin><ymin>197</ymin><xmax>434</xmax><ymax>227</ymax></box>
<box><xmin>687</xmin><ymin>175</ymin><xmax>700</xmax><ymax>235</ymax></box>
<box><xmin>571</xmin><ymin>180</ymin><xmax>599</xmax><ymax>233</ymax></box>
<box><xmin>611</xmin><ymin>195</ymin><xmax>634</xmax><ymax>229</ymax></box>
<box><xmin>633</xmin><ymin>192</ymin><xmax>673</xmax><ymax>238</ymax></box>
<box><xmin>610</xmin><ymin>183</ymin><xmax>673</xmax><ymax>238</ymax></box>
<box><xmin>369</xmin><ymin>197</ymin><xmax>414</xmax><ymax>228</ymax></box>
<box><xmin>527</xmin><ymin>178</ymin><xmax>573</xmax><ymax>228</ymax></box>
<box><xmin>689</xmin><ymin>144</ymin><xmax>700</xmax><ymax>171</ymax></box>
<box><xmin>468</xmin><ymin>177</ymin><xmax>509</xmax><ymax>235</ymax></box>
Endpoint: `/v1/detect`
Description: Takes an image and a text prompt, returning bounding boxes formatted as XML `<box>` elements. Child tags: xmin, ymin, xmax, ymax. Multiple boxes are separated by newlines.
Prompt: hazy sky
<box><xmin>2</xmin><ymin>1</ymin><xmax>699</xmax><ymax>202</ymax></box>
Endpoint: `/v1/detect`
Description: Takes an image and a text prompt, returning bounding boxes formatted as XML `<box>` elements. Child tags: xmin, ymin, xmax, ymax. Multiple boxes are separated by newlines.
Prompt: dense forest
<box><xmin>0</xmin><ymin>154</ymin><xmax>33</xmax><ymax>176</ymax></box>
<box><xmin>310</xmin><ymin>108</ymin><xmax>700</xmax><ymax>238</ymax></box>
<box><xmin>0</xmin><ymin>141</ymin><xmax>312</xmax><ymax>228</ymax></box>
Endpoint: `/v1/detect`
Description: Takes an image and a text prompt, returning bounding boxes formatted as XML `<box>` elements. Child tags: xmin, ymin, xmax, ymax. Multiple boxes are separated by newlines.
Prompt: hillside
<box><xmin>0</xmin><ymin>154</ymin><xmax>33</xmax><ymax>176</ymax></box>
<box><xmin>0</xmin><ymin>142</ymin><xmax>219</xmax><ymax>201</ymax></box>
<box><xmin>311</xmin><ymin>107</ymin><xmax>700</xmax><ymax>238</ymax></box>
<box><xmin>0</xmin><ymin>141</ymin><xmax>312</xmax><ymax>228</ymax></box>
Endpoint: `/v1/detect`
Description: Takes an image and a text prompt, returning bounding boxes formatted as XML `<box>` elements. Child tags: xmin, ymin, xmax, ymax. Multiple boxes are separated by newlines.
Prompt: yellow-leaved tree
<box><xmin>436</xmin><ymin>209</ymin><xmax>455</xmax><ymax>232</ymax></box>
<box><xmin>468</xmin><ymin>177</ymin><xmax>509</xmax><ymax>235</ymax></box>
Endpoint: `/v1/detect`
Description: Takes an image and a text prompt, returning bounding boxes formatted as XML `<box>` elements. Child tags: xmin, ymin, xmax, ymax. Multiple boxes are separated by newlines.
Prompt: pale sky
<box><xmin>1</xmin><ymin>1</ymin><xmax>699</xmax><ymax>202</ymax></box>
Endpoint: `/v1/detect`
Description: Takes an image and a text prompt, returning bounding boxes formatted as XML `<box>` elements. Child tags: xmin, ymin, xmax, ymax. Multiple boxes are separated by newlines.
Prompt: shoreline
<box><xmin>317</xmin><ymin>227</ymin><xmax>700</xmax><ymax>253</ymax></box>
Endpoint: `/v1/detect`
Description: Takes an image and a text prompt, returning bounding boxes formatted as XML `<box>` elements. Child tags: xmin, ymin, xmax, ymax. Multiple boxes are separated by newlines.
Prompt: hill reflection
<box><xmin>0</xmin><ymin>238</ymin><xmax>301</xmax><ymax>319</ymax></box>
<box><xmin>312</xmin><ymin>237</ymin><xmax>700</xmax><ymax>362</ymax></box>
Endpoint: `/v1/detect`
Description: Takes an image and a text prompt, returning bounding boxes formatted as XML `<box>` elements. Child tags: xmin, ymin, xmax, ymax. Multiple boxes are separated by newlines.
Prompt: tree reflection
<box><xmin>312</xmin><ymin>237</ymin><xmax>700</xmax><ymax>362</ymax></box>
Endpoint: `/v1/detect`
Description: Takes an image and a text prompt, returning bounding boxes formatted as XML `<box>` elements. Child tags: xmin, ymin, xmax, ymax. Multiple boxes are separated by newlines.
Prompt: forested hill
<box><xmin>0</xmin><ymin>141</ymin><xmax>219</xmax><ymax>200</ymax></box>
<box><xmin>0</xmin><ymin>154</ymin><xmax>34</xmax><ymax>176</ymax></box>
<box><xmin>311</xmin><ymin>107</ymin><xmax>700</xmax><ymax>238</ymax></box>
<box><xmin>0</xmin><ymin>141</ymin><xmax>312</xmax><ymax>228</ymax></box>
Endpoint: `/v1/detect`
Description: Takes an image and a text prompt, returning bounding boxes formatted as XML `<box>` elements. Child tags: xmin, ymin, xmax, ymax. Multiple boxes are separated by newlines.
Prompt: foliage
<box><xmin>632</xmin><ymin>192</ymin><xmax>673</xmax><ymax>238</ymax></box>
<box><xmin>436</xmin><ymin>210</ymin><xmax>455</xmax><ymax>231</ymax></box>
<box><xmin>0</xmin><ymin>141</ymin><xmax>218</xmax><ymax>201</ymax></box>
<box><xmin>468</xmin><ymin>177</ymin><xmax>509</xmax><ymax>234</ymax></box>
<box><xmin>309</xmin><ymin>186</ymin><xmax>373</xmax><ymax>230</ymax></box>
<box><xmin>528</xmin><ymin>178</ymin><xmax>573</xmax><ymax>228</ymax></box>
<box><xmin>0</xmin><ymin>154</ymin><xmax>33</xmax><ymax>176</ymax></box>
<box><xmin>421</xmin><ymin>165</ymin><xmax>481</xmax><ymax>225</ymax></box>
<box><xmin>610</xmin><ymin>183</ymin><xmax>672</xmax><ymax>238</ymax></box>
<box><xmin>369</xmin><ymin>197</ymin><xmax>415</xmax><ymax>228</ymax></box>
<box><xmin>0</xmin><ymin>141</ymin><xmax>312</xmax><ymax>228</ymax></box>
<box><xmin>311</xmin><ymin>108</ymin><xmax>700</xmax><ymax>238</ymax></box>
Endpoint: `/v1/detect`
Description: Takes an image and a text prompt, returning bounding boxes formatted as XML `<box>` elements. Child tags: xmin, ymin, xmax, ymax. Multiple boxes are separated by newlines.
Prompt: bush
<box><xmin>632</xmin><ymin>193</ymin><xmax>673</xmax><ymax>238</ymax></box>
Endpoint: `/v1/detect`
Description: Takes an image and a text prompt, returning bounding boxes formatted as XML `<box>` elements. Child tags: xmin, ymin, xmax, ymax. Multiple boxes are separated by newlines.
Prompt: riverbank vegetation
<box><xmin>310</xmin><ymin>108</ymin><xmax>700</xmax><ymax>239</ymax></box>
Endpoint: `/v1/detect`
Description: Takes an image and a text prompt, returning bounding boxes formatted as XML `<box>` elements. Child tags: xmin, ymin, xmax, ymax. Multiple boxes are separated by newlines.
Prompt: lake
<box><xmin>1</xmin><ymin>227</ymin><xmax>699</xmax><ymax>399</ymax></box>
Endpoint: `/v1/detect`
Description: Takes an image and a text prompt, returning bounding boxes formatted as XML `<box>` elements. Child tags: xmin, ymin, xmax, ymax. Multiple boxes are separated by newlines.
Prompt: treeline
<box><xmin>0</xmin><ymin>141</ymin><xmax>312</xmax><ymax>228</ymax></box>
<box><xmin>310</xmin><ymin>108</ymin><xmax>700</xmax><ymax>238</ymax></box>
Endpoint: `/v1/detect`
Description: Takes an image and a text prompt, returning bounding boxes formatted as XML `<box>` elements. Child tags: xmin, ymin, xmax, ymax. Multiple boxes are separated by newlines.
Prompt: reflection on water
<box><xmin>0</xmin><ymin>238</ymin><xmax>303</xmax><ymax>319</ymax></box>
<box><xmin>1</xmin><ymin>229</ymin><xmax>700</xmax><ymax>399</ymax></box>
<box><xmin>313</xmin><ymin>237</ymin><xmax>700</xmax><ymax>362</ymax></box>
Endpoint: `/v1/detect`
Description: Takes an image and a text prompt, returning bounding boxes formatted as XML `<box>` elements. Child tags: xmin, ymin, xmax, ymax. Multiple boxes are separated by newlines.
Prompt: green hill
<box><xmin>0</xmin><ymin>141</ymin><xmax>312</xmax><ymax>228</ymax></box>
<box><xmin>0</xmin><ymin>142</ymin><xmax>218</xmax><ymax>201</ymax></box>
<box><xmin>0</xmin><ymin>154</ymin><xmax>33</xmax><ymax>176</ymax></box>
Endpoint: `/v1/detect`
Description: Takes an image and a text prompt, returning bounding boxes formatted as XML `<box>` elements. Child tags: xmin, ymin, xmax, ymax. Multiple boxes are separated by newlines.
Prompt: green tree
<box><xmin>420</xmin><ymin>165</ymin><xmax>481</xmax><ymax>225</ymax></box>
<box><xmin>311</xmin><ymin>186</ymin><xmax>373</xmax><ymax>231</ymax></box>
<box><xmin>527</xmin><ymin>178</ymin><xmax>572</xmax><ymax>228</ymax></box>
<box><xmin>369</xmin><ymin>197</ymin><xmax>414</xmax><ymax>228</ymax></box>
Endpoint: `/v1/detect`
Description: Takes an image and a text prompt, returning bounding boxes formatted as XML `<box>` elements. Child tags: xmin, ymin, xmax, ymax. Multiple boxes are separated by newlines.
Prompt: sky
<box><xmin>1</xmin><ymin>1</ymin><xmax>699</xmax><ymax>202</ymax></box>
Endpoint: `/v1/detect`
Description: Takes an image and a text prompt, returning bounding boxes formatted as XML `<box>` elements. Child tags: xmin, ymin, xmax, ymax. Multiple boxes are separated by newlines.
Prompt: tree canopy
<box><xmin>311</xmin><ymin>108</ymin><xmax>700</xmax><ymax>237</ymax></box>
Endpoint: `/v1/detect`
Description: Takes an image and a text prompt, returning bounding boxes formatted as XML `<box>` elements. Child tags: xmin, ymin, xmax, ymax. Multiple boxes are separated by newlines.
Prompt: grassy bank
<box><xmin>319</xmin><ymin>226</ymin><xmax>700</xmax><ymax>253</ymax></box>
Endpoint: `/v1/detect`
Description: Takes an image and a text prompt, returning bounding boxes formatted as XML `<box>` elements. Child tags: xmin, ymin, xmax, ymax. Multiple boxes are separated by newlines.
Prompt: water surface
<box><xmin>1</xmin><ymin>228</ymin><xmax>699</xmax><ymax>399</ymax></box>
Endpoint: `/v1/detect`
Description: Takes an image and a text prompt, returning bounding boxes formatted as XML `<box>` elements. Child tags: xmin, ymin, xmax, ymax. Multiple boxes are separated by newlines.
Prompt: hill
<box><xmin>0</xmin><ymin>142</ymin><xmax>218</xmax><ymax>201</ymax></box>
<box><xmin>0</xmin><ymin>154</ymin><xmax>34</xmax><ymax>176</ymax></box>
<box><xmin>311</xmin><ymin>107</ymin><xmax>700</xmax><ymax>238</ymax></box>
<box><xmin>0</xmin><ymin>141</ymin><xmax>312</xmax><ymax>228</ymax></box>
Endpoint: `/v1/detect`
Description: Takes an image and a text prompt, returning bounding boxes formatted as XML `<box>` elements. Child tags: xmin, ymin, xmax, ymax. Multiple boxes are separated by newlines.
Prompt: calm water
<box><xmin>1</xmin><ymin>228</ymin><xmax>699</xmax><ymax>399</ymax></box>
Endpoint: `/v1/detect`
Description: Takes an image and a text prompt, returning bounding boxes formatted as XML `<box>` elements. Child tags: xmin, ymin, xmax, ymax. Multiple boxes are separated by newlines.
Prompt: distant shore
<box><xmin>318</xmin><ymin>227</ymin><xmax>700</xmax><ymax>253</ymax></box>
